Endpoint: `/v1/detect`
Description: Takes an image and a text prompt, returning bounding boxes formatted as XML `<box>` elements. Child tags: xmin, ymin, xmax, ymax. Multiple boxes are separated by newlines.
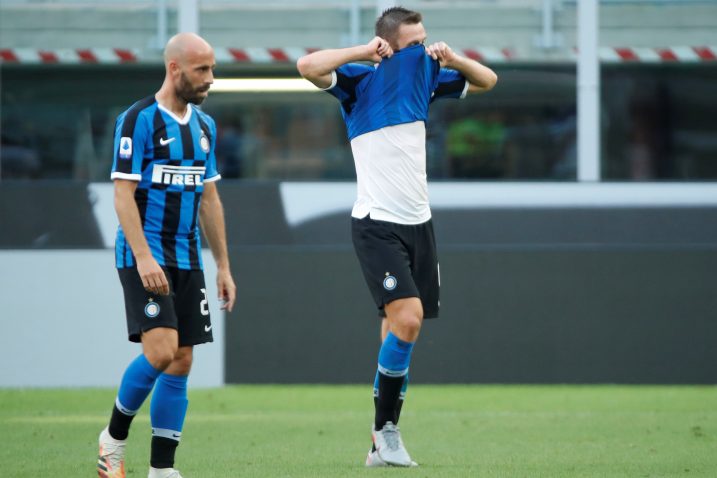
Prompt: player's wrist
<box><xmin>443</xmin><ymin>54</ymin><xmax>462</xmax><ymax>70</ymax></box>
<box><xmin>359</xmin><ymin>42</ymin><xmax>379</xmax><ymax>61</ymax></box>
<box><xmin>134</xmin><ymin>251</ymin><xmax>155</xmax><ymax>263</ymax></box>
<box><xmin>215</xmin><ymin>259</ymin><xmax>231</xmax><ymax>271</ymax></box>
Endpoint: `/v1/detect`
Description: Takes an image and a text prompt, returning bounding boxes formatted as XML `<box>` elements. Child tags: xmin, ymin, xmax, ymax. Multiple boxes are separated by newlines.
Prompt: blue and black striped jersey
<box><xmin>324</xmin><ymin>44</ymin><xmax>467</xmax><ymax>141</ymax></box>
<box><xmin>110</xmin><ymin>96</ymin><xmax>221</xmax><ymax>271</ymax></box>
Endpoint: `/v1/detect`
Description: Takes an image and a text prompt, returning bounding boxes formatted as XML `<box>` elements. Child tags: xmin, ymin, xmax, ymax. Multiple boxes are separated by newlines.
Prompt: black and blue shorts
<box><xmin>351</xmin><ymin>215</ymin><xmax>440</xmax><ymax>319</ymax></box>
<box><xmin>117</xmin><ymin>266</ymin><xmax>214</xmax><ymax>346</ymax></box>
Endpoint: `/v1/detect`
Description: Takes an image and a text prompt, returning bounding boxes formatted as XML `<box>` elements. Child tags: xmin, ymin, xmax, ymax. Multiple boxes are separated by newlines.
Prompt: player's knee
<box><xmin>171</xmin><ymin>348</ymin><xmax>194</xmax><ymax>375</ymax></box>
<box><xmin>387</xmin><ymin>301</ymin><xmax>423</xmax><ymax>340</ymax></box>
<box><xmin>396</xmin><ymin>313</ymin><xmax>422</xmax><ymax>336</ymax></box>
<box><xmin>148</xmin><ymin>352</ymin><xmax>174</xmax><ymax>371</ymax></box>
<box><xmin>141</xmin><ymin>327</ymin><xmax>179</xmax><ymax>370</ymax></box>
<box><xmin>144</xmin><ymin>346</ymin><xmax>177</xmax><ymax>371</ymax></box>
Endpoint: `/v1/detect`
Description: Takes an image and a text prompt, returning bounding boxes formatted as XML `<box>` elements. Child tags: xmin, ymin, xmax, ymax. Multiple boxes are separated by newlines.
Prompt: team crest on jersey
<box><xmin>199</xmin><ymin>133</ymin><xmax>210</xmax><ymax>153</ymax></box>
<box><xmin>383</xmin><ymin>273</ymin><xmax>398</xmax><ymax>291</ymax></box>
<box><xmin>119</xmin><ymin>137</ymin><xmax>132</xmax><ymax>159</ymax></box>
<box><xmin>144</xmin><ymin>299</ymin><xmax>160</xmax><ymax>318</ymax></box>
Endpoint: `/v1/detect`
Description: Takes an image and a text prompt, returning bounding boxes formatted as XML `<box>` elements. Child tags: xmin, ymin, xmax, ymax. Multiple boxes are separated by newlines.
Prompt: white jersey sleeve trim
<box><xmin>111</xmin><ymin>172</ymin><xmax>141</xmax><ymax>181</ymax></box>
<box><xmin>204</xmin><ymin>174</ymin><xmax>222</xmax><ymax>183</ymax></box>
<box><xmin>320</xmin><ymin>71</ymin><xmax>338</xmax><ymax>91</ymax></box>
<box><xmin>460</xmin><ymin>80</ymin><xmax>470</xmax><ymax>99</ymax></box>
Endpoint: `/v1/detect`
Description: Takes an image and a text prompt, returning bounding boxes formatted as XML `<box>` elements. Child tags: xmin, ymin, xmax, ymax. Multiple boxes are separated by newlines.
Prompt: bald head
<box><xmin>164</xmin><ymin>32</ymin><xmax>213</xmax><ymax>66</ymax></box>
<box><xmin>161</xmin><ymin>32</ymin><xmax>215</xmax><ymax>105</ymax></box>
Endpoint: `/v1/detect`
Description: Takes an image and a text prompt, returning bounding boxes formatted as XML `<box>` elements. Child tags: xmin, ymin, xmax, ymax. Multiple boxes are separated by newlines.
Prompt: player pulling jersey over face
<box><xmin>326</xmin><ymin>44</ymin><xmax>467</xmax><ymax>141</ymax></box>
<box><xmin>111</xmin><ymin>98</ymin><xmax>221</xmax><ymax>270</ymax></box>
<box><xmin>324</xmin><ymin>44</ymin><xmax>467</xmax><ymax>225</ymax></box>
<box><xmin>298</xmin><ymin>6</ymin><xmax>497</xmax><ymax>468</ymax></box>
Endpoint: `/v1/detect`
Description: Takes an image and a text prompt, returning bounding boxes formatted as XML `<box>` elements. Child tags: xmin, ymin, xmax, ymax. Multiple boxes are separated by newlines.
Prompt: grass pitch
<box><xmin>0</xmin><ymin>385</ymin><xmax>715</xmax><ymax>477</ymax></box>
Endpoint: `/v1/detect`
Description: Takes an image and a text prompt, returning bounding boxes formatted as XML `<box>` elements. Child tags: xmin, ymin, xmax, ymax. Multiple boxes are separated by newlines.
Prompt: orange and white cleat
<box><xmin>97</xmin><ymin>427</ymin><xmax>126</xmax><ymax>478</ymax></box>
<box><xmin>366</xmin><ymin>447</ymin><xmax>389</xmax><ymax>467</ymax></box>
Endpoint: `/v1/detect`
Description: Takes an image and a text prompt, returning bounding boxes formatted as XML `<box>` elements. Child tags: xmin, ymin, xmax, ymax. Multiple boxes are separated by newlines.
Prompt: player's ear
<box><xmin>168</xmin><ymin>59</ymin><xmax>181</xmax><ymax>76</ymax></box>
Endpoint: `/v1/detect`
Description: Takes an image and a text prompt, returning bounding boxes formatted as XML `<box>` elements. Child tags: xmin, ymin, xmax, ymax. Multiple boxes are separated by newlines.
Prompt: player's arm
<box><xmin>296</xmin><ymin>36</ymin><xmax>393</xmax><ymax>89</ymax></box>
<box><xmin>199</xmin><ymin>181</ymin><xmax>236</xmax><ymax>312</ymax></box>
<box><xmin>426</xmin><ymin>41</ymin><xmax>498</xmax><ymax>93</ymax></box>
<box><xmin>114</xmin><ymin>179</ymin><xmax>169</xmax><ymax>296</ymax></box>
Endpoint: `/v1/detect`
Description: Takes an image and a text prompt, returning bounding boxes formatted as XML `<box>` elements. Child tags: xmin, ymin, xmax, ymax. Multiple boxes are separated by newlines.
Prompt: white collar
<box><xmin>157</xmin><ymin>103</ymin><xmax>192</xmax><ymax>125</ymax></box>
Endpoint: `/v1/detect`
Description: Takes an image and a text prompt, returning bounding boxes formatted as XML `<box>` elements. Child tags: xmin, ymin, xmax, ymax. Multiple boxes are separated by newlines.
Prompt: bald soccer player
<box><xmin>97</xmin><ymin>33</ymin><xmax>236</xmax><ymax>478</ymax></box>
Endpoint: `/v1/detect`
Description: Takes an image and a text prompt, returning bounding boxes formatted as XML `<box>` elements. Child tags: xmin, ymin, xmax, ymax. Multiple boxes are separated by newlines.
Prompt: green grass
<box><xmin>0</xmin><ymin>385</ymin><xmax>715</xmax><ymax>477</ymax></box>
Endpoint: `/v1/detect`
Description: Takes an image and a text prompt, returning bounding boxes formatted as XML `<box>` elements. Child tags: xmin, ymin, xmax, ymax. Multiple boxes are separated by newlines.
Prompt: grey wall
<box><xmin>1</xmin><ymin>181</ymin><xmax>716</xmax><ymax>385</ymax></box>
<box><xmin>225</xmin><ymin>241</ymin><xmax>717</xmax><ymax>385</ymax></box>
<box><xmin>219</xmin><ymin>182</ymin><xmax>717</xmax><ymax>384</ymax></box>
<box><xmin>0</xmin><ymin>250</ymin><xmax>225</xmax><ymax>388</ymax></box>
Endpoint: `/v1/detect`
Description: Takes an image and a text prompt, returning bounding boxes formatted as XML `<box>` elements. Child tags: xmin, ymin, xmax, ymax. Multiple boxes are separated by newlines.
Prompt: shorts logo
<box><xmin>383</xmin><ymin>274</ymin><xmax>398</xmax><ymax>291</ymax></box>
<box><xmin>119</xmin><ymin>137</ymin><xmax>132</xmax><ymax>159</ymax></box>
<box><xmin>199</xmin><ymin>133</ymin><xmax>210</xmax><ymax>153</ymax></box>
<box><xmin>144</xmin><ymin>299</ymin><xmax>160</xmax><ymax>318</ymax></box>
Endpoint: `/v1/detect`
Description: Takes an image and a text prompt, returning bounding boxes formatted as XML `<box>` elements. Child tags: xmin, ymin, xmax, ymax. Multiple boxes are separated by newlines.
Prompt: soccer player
<box><xmin>297</xmin><ymin>7</ymin><xmax>497</xmax><ymax>467</ymax></box>
<box><xmin>97</xmin><ymin>33</ymin><xmax>236</xmax><ymax>478</ymax></box>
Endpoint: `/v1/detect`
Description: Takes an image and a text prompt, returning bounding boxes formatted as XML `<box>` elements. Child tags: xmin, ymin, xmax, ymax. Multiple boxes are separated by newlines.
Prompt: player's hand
<box><xmin>425</xmin><ymin>41</ymin><xmax>457</xmax><ymax>67</ymax></box>
<box><xmin>365</xmin><ymin>36</ymin><xmax>393</xmax><ymax>63</ymax></box>
<box><xmin>136</xmin><ymin>255</ymin><xmax>170</xmax><ymax>296</ymax></box>
<box><xmin>216</xmin><ymin>268</ymin><xmax>236</xmax><ymax>313</ymax></box>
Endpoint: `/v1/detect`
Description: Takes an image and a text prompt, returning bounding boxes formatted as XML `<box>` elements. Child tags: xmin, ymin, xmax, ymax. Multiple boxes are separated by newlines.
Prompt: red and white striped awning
<box><xmin>1</xmin><ymin>46</ymin><xmax>716</xmax><ymax>65</ymax></box>
<box><xmin>0</xmin><ymin>48</ymin><xmax>140</xmax><ymax>64</ymax></box>
<box><xmin>590</xmin><ymin>46</ymin><xmax>717</xmax><ymax>63</ymax></box>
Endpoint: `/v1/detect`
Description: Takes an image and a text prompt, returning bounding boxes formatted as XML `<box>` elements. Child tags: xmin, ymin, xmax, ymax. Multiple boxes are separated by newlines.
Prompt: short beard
<box><xmin>177</xmin><ymin>72</ymin><xmax>207</xmax><ymax>105</ymax></box>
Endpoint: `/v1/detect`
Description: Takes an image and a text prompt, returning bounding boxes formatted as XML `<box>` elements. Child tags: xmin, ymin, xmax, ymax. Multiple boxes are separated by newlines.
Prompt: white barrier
<box><xmin>0</xmin><ymin>250</ymin><xmax>224</xmax><ymax>388</ymax></box>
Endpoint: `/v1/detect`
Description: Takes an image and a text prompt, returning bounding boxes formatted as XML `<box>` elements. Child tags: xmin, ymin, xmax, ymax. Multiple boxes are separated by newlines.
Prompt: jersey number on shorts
<box><xmin>200</xmin><ymin>288</ymin><xmax>209</xmax><ymax>316</ymax></box>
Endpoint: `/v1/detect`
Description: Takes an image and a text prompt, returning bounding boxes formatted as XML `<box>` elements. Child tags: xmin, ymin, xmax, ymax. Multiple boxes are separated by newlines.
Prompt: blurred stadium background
<box><xmin>1</xmin><ymin>0</ymin><xmax>716</xmax><ymax>389</ymax></box>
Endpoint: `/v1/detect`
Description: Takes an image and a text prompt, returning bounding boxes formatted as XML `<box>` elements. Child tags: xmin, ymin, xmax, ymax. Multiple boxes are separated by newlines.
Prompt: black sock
<box><xmin>395</xmin><ymin>397</ymin><xmax>405</xmax><ymax>424</ymax></box>
<box><xmin>377</xmin><ymin>392</ymin><xmax>406</xmax><ymax>424</ymax></box>
<box><xmin>108</xmin><ymin>404</ymin><xmax>135</xmax><ymax>440</ymax></box>
<box><xmin>150</xmin><ymin>436</ymin><xmax>179</xmax><ymax>469</ymax></box>
<box><xmin>372</xmin><ymin>395</ymin><xmax>405</xmax><ymax>452</ymax></box>
<box><xmin>374</xmin><ymin>372</ymin><xmax>405</xmax><ymax>430</ymax></box>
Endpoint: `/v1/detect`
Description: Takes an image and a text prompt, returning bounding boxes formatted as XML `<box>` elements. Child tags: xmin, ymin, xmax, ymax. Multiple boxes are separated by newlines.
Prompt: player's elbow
<box><xmin>489</xmin><ymin>71</ymin><xmax>498</xmax><ymax>88</ymax></box>
<box><xmin>296</xmin><ymin>55</ymin><xmax>312</xmax><ymax>78</ymax></box>
<box><xmin>483</xmin><ymin>71</ymin><xmax>498</xmax><ymax>91</ymax></box>
<box><xmin>297</xmin><ymin>56</ymin><xmax>332</xmax><ymax>89</ymax></box>
<box><xmin>469</xmin><ymin>71</ymin><xmax>498</xmax><ymax>94</ymax></box>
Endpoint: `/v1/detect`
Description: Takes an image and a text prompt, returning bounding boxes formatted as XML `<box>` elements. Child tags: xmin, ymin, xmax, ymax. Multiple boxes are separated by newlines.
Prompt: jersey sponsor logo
<box><xmin>119</xmin><ymin>137</ymin><xmax>133</xmax><ymax>159</ymax></box>
<box><xmin>151</xmin><ymin>164</ymin><xmax>206</xmax><ymax>186</ymax></box>
<box><xmin>204</xmin><ymin>324</ymin><xmax>212</xmax><ymax>332</ymax></box>
<box><xmin>159</xmin><ymin>136</ymin><xmax>176</xmax><ymax>146</ymax></box>
<box><xmin>199</xmin><ymin>133</ymin><xmax>210</xmax><ymax>153</ymax></box>
<box><xmin>144</xmin><ymin>299</ymin><xmax>160</xmax><ymax>318</ymax></box>
<box><xmin>383</xmin><ymin>274</ymin><xmax>398</xmax><ymax>291</ymax></box>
